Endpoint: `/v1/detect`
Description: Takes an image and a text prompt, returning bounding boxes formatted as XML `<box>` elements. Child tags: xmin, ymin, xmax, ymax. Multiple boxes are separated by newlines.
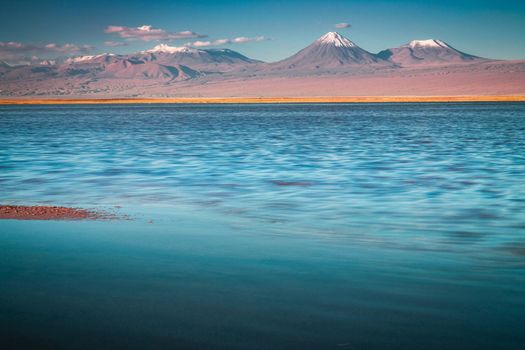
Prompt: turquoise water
<box><xmin>1</xmin><ymin>103</ymin><xmax>524</xmax><ymax>349</ymax></box>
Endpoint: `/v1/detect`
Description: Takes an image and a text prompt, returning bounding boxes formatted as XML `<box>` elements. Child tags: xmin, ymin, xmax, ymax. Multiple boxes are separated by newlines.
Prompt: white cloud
<box><xmin>104</xmin><ymin>41</ymin><xmax>128</xmax><ymax>47</ymax></box>
<box><xmin>335</xmin><ymin>23</ymin><xmax>351</xmax><ymax>29</ymax></box>
<box><xmin>0</xmin><ymin>41</ymin><xmax>93</xmax><ymax>63</ymax></box>
<box><xmin>212</xmin><ymin>39</ymin><xmax>230</xmax><ymax>45</ymax></box>
<box><xmin>43</xmin><ymin>43</ymin><xmax>94</xmax><ymax>53</ymax></box>
<box><xmin>185</xmin><ymin>36</ymin><xmax>268</xmax><ymax>47</ymax></box>
<box><xmin>232</xmin><ymin>36</ymin><xmax>267</xmax><ymax>43</ymax></box>
<box><xmin>190</xmin><ymin>41</ymin><xmax>214</xmax><ymax>47</ymax></box>
<box><xmin>105</xmin><ymin>25</ymin><xmax>205</xmax><ymax>41</ymax></box>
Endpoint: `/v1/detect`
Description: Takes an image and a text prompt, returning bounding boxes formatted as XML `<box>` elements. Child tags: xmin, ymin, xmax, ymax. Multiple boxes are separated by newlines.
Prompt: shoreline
<box><xmin>1</xmin><ymin>96</ymin><xmax>525</xmax><ymax>105</ymax></box>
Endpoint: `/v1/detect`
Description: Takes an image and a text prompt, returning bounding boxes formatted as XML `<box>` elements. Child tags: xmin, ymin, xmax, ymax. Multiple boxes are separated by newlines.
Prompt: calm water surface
<box><xmin>1</xmin><ymin>103</ymin><xmax>524</xmax><ymax>349</ymax></box>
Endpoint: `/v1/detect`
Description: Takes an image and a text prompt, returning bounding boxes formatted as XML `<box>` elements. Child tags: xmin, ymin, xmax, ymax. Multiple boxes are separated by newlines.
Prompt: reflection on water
<box><xmin>0</xmin><ymin>103</ymin><xmax>524</xmax><ymax>349</ymax></box>
<box><xmin>1</xmin><ymin>103</ymin><xmax>525</xmax><ymax>252</ymax></box>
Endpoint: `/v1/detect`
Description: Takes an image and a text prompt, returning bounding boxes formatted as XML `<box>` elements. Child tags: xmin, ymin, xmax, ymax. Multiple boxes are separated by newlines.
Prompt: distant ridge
<box><xmin>136</xmin><ymin>44</ymin><xmax>261</xmax><ymax>71</ymax></box>
<box><xmin>1</xmin><ymin>32</ymin><xmax>523</xmax><ymax>97</ymax></box>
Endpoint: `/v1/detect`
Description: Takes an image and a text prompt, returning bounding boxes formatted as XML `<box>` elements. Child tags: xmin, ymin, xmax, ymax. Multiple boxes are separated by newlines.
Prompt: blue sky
<box><xmin>1</xmin><ymin>0</ymin><xmax>524</xmax><ymax>62</ymax></box>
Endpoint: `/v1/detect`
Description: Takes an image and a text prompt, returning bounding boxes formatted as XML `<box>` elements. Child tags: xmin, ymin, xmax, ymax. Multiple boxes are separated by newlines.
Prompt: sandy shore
<box><xmin>1</xmin><ymin>96</ymin><xmax>525</xmax><ymax>105</ymax></box>
<box><xmin>0</xmin><ymin>205</ymin><xmax>112</xmax><ymax>220</ymax></box>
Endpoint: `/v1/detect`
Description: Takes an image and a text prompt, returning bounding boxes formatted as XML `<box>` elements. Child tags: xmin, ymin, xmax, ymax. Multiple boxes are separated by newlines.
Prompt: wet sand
<box><xmin>0</xmin><ymin>205</ymin><xmax>110</xmax><ymax>220</ymax></box>
<box><xmin>1</xmin><ymin>95</ymin><xmax>525</xmax><ymax>105</ymax></box>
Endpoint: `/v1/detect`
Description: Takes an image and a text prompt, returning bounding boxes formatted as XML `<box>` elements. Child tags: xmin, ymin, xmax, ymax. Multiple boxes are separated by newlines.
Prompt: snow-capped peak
<box><xmin>317</xmin><ymin>32</ymin><xmax>356</xmax><ymax>47</ymax></box>
<box><xmin>146</xmin><ymin>44</ymin><xmax>197</xmax><ymax>54</ymax></box>
<box><xmin>65</xmin><ymin>53</ymin><xmax>115</xmax><ymax>64</ymax></box>
<box><xmin>408</xmin><ymin>39</ymin><xmax>448</xmax><ymax>49</ymax></box>
<box><xmin>39</xmin><ymin>59</ymin><xmax>56</xmax><ymax>66</ymax></box>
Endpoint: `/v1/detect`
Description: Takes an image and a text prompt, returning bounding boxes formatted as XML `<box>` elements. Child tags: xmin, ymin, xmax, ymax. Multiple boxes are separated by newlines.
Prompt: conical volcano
<box><xmin>270</xmin><ymin>32</ymin><xmax>386</xmax><ymax>70</ymax></box>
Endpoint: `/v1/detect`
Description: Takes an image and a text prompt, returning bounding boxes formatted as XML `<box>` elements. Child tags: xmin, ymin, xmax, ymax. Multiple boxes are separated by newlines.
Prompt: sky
<box><xmin>1</xmin><ymin>0</ymin><xmax>525</xmax><ymax>63</ymax></box>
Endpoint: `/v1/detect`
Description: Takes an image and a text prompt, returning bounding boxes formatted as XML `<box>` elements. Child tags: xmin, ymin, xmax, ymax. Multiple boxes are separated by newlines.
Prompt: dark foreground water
<box><xmin>1</xmin><ymin>103</ymin><xmax>524</xmax><ymax>349</ymax></box>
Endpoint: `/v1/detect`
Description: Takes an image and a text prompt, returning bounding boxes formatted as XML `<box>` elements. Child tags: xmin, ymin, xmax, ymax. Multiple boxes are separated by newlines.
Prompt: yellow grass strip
<box><xmin>1</xmin><ymin>96</ymin><xmax>525</xmax><ymax>105</ymax></box>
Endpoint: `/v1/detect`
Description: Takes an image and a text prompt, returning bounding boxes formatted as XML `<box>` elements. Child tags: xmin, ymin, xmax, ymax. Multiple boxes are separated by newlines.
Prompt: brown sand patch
<box><xmin>0</xmin><ymin>205</ymin><xmax>114</xmax><ymax>221</ymax></box>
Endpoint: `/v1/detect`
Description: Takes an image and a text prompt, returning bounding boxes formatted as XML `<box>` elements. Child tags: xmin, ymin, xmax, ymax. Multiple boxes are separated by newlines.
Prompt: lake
<box><xmin>1</xmin><ymin>103</ymin><xmax>524</xmax><ymax>349</ymax></box>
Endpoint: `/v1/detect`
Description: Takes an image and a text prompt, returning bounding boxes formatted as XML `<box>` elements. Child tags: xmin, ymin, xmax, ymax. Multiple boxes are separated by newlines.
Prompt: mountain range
<box><xmin>1</xmin><ymin>32</ymin><xmax>524</xmax><ymax>97</ymax></box>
